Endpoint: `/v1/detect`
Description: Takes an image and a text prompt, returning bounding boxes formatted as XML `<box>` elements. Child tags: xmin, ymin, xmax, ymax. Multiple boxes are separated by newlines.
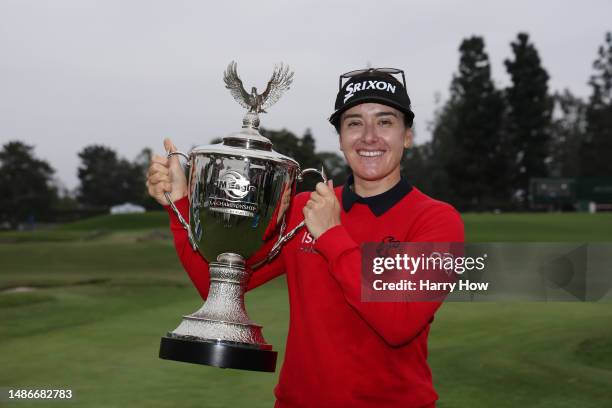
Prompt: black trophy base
<box><xmin>159</xmin><ymin>335</ymin><xmax>277</xmax><ymax>372</ymax></box>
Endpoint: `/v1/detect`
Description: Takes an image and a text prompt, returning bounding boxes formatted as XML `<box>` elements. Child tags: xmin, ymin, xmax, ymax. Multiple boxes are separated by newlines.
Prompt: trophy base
<box><xmin>159</xmin><ymin>335</ymin><xmax>277</xmax><ymax>372</ymax></box>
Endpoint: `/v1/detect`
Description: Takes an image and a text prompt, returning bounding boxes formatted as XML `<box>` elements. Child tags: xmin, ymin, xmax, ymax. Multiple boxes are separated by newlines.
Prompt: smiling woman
<box><xmin>328</xmin><ymin>69</ymin><xmax>416</xmax><ymax>197</ymax></box>
<box><xmin>338</xmin><ymin>103</ymin><xmax>412</xmax><ymax>196</ymax></box>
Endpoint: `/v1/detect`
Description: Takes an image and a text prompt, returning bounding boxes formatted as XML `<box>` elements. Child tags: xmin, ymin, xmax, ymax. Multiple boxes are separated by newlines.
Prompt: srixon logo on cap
<box><xmin>344</xmin><ymin>80</ymin><xmax>397</xmax><ymax>103</ymax></box>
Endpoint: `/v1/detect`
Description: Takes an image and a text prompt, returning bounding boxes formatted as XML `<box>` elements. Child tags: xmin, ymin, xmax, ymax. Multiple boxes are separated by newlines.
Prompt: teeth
<box><xmin>358</xmin><ymin>150</ymin><xmax>384</xmax><ymax>157</ymax></box>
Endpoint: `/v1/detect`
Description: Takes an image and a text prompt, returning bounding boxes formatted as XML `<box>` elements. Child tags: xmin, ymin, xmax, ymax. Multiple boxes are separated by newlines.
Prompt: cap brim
<box><xmin>328</xmin><ymin>96</ymin><xmax>414</xmax><ymax>127</ymax></box>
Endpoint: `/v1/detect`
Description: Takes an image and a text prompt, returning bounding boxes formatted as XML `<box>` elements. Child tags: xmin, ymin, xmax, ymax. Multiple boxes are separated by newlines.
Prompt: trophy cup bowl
<box><xmin>159</xmin><ymin>62</ymin><xmax>324</xmax><ymax>372</ymax></box>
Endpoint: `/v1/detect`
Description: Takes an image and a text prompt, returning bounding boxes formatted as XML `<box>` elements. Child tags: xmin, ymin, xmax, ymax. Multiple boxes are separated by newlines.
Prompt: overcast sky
<box><xmin>1</xmin><ymin>0</ymin><xmax>611</xmax><ymax>190</ymax></box>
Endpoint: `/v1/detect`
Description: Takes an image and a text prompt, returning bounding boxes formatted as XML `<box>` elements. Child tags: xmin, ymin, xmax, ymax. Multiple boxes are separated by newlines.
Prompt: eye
<box><xmin>347</xmin><ymin>120</ymin><xmax>362</xmax><ymax>128</ymax></box>
<box><xmin>379</xmin><ymin>118</ymin><xmax>393</xmax><ymax>126</ymax></box>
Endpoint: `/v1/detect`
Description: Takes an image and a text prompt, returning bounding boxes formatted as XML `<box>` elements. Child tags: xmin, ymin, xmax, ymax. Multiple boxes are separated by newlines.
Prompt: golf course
<box><xmin>1</xmin><ymin>212</ymin><xmax>611</xmax><ymax>407</ymax></box>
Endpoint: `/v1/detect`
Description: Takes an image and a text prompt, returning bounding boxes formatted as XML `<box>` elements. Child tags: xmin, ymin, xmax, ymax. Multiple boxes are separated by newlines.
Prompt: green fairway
<box><xmin>1</xmin><ymin>212</ymin><xmax>611</xmax><ymax>407</ymax></box>
<box><xmin>463</xmin><ymin>212</ymin><xmax>612</xmax><ymax>242</ymax></box>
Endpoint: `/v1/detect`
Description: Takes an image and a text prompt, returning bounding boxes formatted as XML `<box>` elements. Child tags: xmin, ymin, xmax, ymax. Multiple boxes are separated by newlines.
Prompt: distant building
<box><xmin>109</xmin><ymin>203</ymin><xmax>146</xmax><ymax>215</ymax></box>
<box><xmin>530</xmin><ymin>178</ymin><xmax>612</xmax><ymax>211</ymax></box>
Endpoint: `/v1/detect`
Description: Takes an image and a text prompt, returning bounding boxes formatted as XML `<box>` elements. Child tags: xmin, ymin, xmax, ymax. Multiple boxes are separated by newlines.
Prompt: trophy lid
<box><xmin>222</xmin><ymin>123</ymin><xmax>273</xmax><ymax>151</ymax></box>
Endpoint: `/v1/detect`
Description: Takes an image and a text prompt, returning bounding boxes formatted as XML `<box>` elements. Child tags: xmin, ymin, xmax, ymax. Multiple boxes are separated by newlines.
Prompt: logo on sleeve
<box><xmin>344</xmin><ymin>80</ymin><xmax>397</xmax><ymax>103</ymax></box>
<box><xmin>299</xmin><ymin>230</ymin><xmax>317</xmax><ymax>253</ymax></box>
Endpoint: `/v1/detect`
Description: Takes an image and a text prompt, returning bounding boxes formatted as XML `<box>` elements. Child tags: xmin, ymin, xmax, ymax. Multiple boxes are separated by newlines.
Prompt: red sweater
<box><xmin>166</xmin><ymin>185</ymin><xmax>464</xmax><ymax>408</ymax></box>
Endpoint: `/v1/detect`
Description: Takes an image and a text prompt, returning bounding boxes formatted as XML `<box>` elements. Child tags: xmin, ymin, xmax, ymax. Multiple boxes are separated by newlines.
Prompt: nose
<box><xmin>362</xmin><ymin>121</ymin><xmax>379</xmax><ymax>144</ymax></box>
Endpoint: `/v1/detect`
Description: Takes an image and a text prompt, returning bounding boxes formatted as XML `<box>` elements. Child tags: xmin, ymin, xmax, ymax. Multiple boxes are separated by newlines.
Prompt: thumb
<box><xmin>327</xmin><ymin>179</ymin><xmax>334</xmax><ymax>189</ymax></box>
<box><xmin>163</xmin><ymin>138</ymin><xmax>181</xmax><ymax>170</ymax></box>
<box><xmin>163</xmin><ymin>138</ymin><xmax>177</xmax><ymax>154</ymax></box>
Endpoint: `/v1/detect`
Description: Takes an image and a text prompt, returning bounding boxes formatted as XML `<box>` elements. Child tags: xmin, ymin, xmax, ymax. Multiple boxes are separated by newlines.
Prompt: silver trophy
<box><xmin>159</xmin><ymin>62</ymin><xmax>325</xmax><ymax>372</ymax></box>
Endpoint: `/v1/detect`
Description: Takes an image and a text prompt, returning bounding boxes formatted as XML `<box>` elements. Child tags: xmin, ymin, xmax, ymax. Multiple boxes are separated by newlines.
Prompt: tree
<box><xmin>261</xmin><ymin>128</ymin><xmax>345</xmax><ymax>191</ymax></box>
<box><xmin>261</xmin><ymin>128</ymin><xmax>318</xmax><ymax>169</ymax></box>
<box><xmin>77</xmin><ymin>145</ymin><xmax>146</xmax><ymax>208</ymax></box>
<box><xmin>429</xmin><ymin>96</ymin><xmax>459</xmax><ymax>202</ymax></box>
<box><xmin>431</xmin><ymin>36</ymin><xmax>506</xmax><ymax>210</ymax></box>
<box><xmin>0</xmin><ymin>141</ymin><xmax>58</xmax><ymax>228</ymax></box>
<box><xmin>133</xmin><ymin>147</ymin><xmax>158</xmax><ymax>209</ymax></box>
<box><xmin>504</xmin><ymin>33</ymin><xmax>553</xmax><ymax>205</ymax></box>
<box><xmin>581</xmin><ymin>32</ymin><xmax>612</xmax><ymax>177</ymax></box>
<box><xmin>549</xmin><ymin>90</ymin><xmax>587</xmax><ymax>177</ymax></box>
<box><xmin>402</xmin><ymin>141</ymin><xmax>433</xmax><ymax>194</ymax></box>
<box><xmin>134</xmin><ymin>147</ymin><xmax>153</xmax><ymax>173</ymax></box>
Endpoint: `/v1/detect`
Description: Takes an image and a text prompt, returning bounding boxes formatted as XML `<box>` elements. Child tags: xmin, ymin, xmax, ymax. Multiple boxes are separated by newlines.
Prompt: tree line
<box><xmin>1</xmin><ymin>32</ymin><xmax>611</xmax><ymax>227</ymax></box>
<box><xmin>0</xmin><ymin>143</ymin><xmax>156</xmax><ymax>228</ymax></box>
<box><xmin>0</xmin><ymin>130</ymin><xmax>348</xmax><ymax>229</ymax></box>
<box><xmin>404</xmin><ymin>32</ymin><xmax>612</xmax><ymax>211</ymax></box>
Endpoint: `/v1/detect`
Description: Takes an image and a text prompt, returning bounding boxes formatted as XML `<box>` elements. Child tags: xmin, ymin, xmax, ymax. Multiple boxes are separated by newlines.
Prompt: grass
<box><xmin>0</xmin><ymin>212</ymin><xmax>611</xmax><ymax>407</ymax></box>
<box><xmin>431</xmin><ymin>303</ymin><xmax>612</xmax><ymax>408</ymax></box>
<box><xmin>53</xmin><ymin>212</ymin><xmax>171</xmax><ymax>232</ymax></box>
<box><xmin>463</xmin><ymin>212</ymin><xmax>612</xmax><ymax>242</ymax></box>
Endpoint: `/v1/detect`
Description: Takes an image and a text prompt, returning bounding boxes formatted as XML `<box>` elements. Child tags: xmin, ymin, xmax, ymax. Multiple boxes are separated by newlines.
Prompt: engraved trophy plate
<box><xmin>159</xmin><ymin>62</ymin><xmax>325</xmax><ymax>372</ymax></box>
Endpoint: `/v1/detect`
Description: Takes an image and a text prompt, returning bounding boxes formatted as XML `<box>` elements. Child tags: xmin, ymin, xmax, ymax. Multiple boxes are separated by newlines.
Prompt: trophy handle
<box><xmin>164</xmin><ymin>150</ymin><xmax>199</xmax><ymax>252</ymax></box>
<box><xmin>252</xmin><ymin>166</ymin><xmax>328</xmax><ymax>268</ymax></box>
<box><xmin>296</xmin><ymin>167</ymin><xmax>327</xmax><ymax>183</ymax></box>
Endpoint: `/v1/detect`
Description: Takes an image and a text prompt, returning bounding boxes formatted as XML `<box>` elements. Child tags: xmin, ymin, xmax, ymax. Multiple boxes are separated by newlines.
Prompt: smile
<box><xmin>357</xmin><ymin>150</ymin><xmax>385</xmax><ymax>157</ymax></box>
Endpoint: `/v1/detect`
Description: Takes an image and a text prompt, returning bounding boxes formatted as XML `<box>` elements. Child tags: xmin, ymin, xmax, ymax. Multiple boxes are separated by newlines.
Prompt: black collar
<box><xmin>341</xmin><ymin>174</ymin><xmax>413</xmax><ymax>216</ymax></box>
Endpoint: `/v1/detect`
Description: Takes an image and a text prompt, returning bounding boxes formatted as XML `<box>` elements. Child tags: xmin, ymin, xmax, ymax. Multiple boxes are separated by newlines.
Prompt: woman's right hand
<box><xmin>146</xmin><ymin>138</ymin><xmax>188</xmax><ymax>205</ymax></box>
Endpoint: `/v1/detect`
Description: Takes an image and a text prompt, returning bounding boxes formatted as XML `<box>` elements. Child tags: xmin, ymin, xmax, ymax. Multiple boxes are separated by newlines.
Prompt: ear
<box><xmin>403</xmin><ymin>128</ymin><xmax>413</xmax><ymax>149</ymax></box>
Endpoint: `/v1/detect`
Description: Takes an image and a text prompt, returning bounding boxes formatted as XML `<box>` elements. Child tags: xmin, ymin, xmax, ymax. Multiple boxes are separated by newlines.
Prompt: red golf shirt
<box><xmin>166</xmin><ymin>179</ymin><xmax>464</xmax><ymax>408</ymax></box>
